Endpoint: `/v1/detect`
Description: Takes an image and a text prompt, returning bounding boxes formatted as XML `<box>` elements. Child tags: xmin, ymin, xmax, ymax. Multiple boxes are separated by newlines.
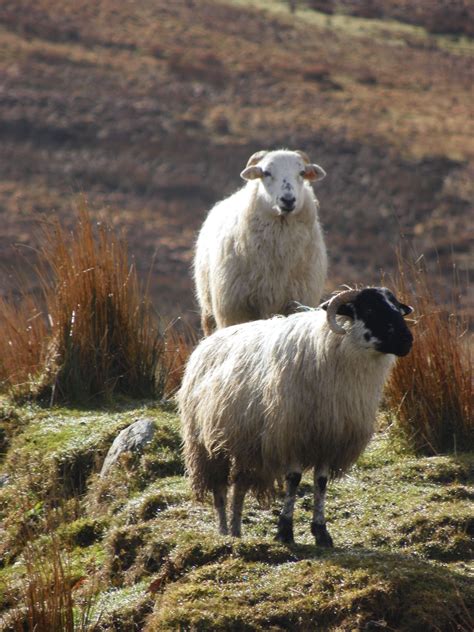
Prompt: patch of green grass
<box><xmin>93</xmin><ymin>581</ymin><xmax>154</xmax><ymax>631</ymax></box>
<box><xmin>115</xmin><ymin>480</ymin><xmax>189</xmax><ymax>524</ymax></box>
<box><xmin>2</xmin><ymin>403</ymin><xmax>179</xmax><ymax>494</ymax></box>
<box><xmin>2</xmin><ymin>403</ymin><xmax>473</xmax><ymax>630</ymax></box>
<box><xmin>149</xmin><ymin>551</ymin><xmax>474</xmax><ymax>631</ymax></box>
<box><xmin>395</xmin><ymin>503</ymin><xmax>473</xmax><ymax>561</ymax></box>
<box><xmin>0</xmin><ymin>402</ymin><xmax>179</xmax><ymax>563</ymax></box>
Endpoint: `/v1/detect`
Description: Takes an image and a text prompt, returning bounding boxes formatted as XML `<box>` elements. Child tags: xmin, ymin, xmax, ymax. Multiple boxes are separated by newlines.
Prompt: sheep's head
<box><xmin>240</xmin><ymin>149</ymin><xmax>326</xmax><ymax>217</ymax></box>
<box><xmin>320</xmin><ymin>287</ymin><xmax>414</xmax><ymax>357</ymax></box>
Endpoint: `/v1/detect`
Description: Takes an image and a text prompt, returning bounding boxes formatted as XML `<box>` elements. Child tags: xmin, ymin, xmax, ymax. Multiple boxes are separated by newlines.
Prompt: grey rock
<box><xmin>100</xmin><ymin>417</ymin><xmax>156</xmax><ymax>478</ymax></box>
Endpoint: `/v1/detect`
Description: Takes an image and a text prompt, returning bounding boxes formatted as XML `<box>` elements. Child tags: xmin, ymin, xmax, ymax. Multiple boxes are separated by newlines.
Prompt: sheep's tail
<box><xmin>183</xmin><ymin>438</ymin><xmax>230</xmax><ymax>501</ymax></box>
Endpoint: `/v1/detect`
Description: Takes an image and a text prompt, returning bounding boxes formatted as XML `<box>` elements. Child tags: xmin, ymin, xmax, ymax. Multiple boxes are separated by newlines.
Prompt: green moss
<box><xmin>150</xmin><ymin>552</ymin><xmax>474</xmax><ymax>631</ymax></box>
<box><xmin>106</xmin><ymin>524</ymin><xmax>151</xmax><ymax>584</ymax></box>
<box><xmin>2</xmin><ymin>403</ymin><xmax>180</xmax><ymax>498</ymax></box>
<box><xmin>122</xmin><ymin>486</ymin><xmax>188</xmax><ymax>523</ymax></box>
<box><xmin>395</xmin><ymin>503</ymin><xmax>474</xmax><ymax>561</ymax></box>
<box><xmin>139</xmin><ymin>415</ymin><xmax>184</xmax><ymax>479</ymax></box>
<box><xmin>58</xmin><ymin>516</ymin><xmax>108</xmax><ymax>547</ymax></box>
<box><xmin>389</xmin><ymin>454</ymin><xmax>474</xmax><ymax>484</ymax></box>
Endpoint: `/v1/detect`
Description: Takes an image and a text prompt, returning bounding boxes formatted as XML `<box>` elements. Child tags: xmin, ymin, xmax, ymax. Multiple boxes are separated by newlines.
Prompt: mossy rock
<box><xmin>149</xmin><ymin>551</ymin><xmax>474</xmax><ymax>631</ymax></box>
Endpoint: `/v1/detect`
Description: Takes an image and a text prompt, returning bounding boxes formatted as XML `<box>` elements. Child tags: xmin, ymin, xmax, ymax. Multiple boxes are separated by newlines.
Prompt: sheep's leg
<box><xmin>230</xmin><ymin>476</ymin><xmax>249</xmax><ymax>537</ymax></box>
<box><xmin>213</xmin><ymin>484</ymin><xmax>229</xmax><ymax>535</ymax></box>
<box><xmin>276</xmin><ymin>470</ymin><xmax>302</xmax><ymax>544</ymax></box>
<box><xmin>311</xmin><ymin>467</ymin><xmax>333</xmax><ymax>547</ymax></box>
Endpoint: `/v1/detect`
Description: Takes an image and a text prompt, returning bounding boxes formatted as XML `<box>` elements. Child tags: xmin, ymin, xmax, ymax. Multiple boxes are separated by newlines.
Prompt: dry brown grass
<box><xmin>34</xmin><ymin>204</ymin><xmax>165</xmax><ymax>405</ymax></box>
<box><xmin>2</xmin><ymin>502</ymin><xmax>102</xmax><ymax>632</ymax></box>
<box><xmin>162</xmin><ymin>320</ymin><xmax>196</xmax><ymax>399</ymax></box>
<box><xmin>0</xmin><ymin>204</ymin><xmax>184</xmax><ymax>404</ymax></box>
<box><xmin>386</xmin><ymin>255</ymin><xmax>472</xmax><ymax>455</ymax></box>
<box><xmin>0</xmin><ymin>294</ymin><xmax>47</xmax><ymax>393</ymax></box>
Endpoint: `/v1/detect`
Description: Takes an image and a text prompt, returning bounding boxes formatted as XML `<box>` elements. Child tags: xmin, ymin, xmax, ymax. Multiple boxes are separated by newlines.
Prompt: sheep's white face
<box><xmin>240</xmin><ymin>150</ymin><xmax>326</xmax><ymax>217</ymax></box>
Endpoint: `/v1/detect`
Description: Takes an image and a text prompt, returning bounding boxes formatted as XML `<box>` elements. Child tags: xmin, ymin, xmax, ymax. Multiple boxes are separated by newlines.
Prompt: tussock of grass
<box><xmin>386</xmin><ymin>255</ymin><xmax>472</xmax><ymax>455</ymax></box>
<box><xmin>0</xmin><ymin>295</ymin><xmax>46</xmax><ymax>395</ymax></box>
<box><xmin>397</xmin><ymin>509</ymin><xmax>473</xmax><ymax>562</ymax></box>
<box><xmin>148</xmin><ymin>552</ymin><xmax>474</xmax><ymax>631</ymax></box>
<box><xmin>92</xmin><ymin>581</ymin><xmax>154</xmax><ymax>632</ymax></box>
<box><xmin>106</xmin><ymin>524</ymin><xmax>154</xmax><ymax>586</ymax></box>
<box><xmin>35</xmin><ymin>204</ymin><xmax>164</xmax><ymax>405</ymax></box>
<box><xmin>0</xmin><ymin>206</ymin><xmax>195</xmax><ymax>406</ymax></box>
<box><xmin>385</xmin><ymin>453</ymin><xmax>474</xmax><ymax>484</ymax></box>
<box><xmin>57</xmin><ymin>516</ymin><xmax>107</xmax><ymax>548</ymax></box>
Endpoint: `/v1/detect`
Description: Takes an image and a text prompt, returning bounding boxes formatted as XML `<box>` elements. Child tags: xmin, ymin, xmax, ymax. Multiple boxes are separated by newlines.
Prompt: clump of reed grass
<box><xmin>0</xmin><ymin>204</ymin><xmax>185</xmax><ymax>404</ymax></box>
<box><xmin>34</xmin><ymin>205</ymin><xmax>165</xmax><ymax>405</ymax></box>
<box><xmin>385</xmin><ymin>254</ymin><xmax>472</xmax><ymax>455</ymax></box>
<box><xmin>0</xmin><ymin>294</ymin><xmax>46</xmax><ymax>393</ymax></box>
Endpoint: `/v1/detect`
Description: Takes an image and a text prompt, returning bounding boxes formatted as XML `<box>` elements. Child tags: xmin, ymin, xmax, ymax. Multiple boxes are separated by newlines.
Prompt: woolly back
<box><xmin>179</xmin><ymin>310</ymin><xmax>395</xmax><ymax>490</ymax></box>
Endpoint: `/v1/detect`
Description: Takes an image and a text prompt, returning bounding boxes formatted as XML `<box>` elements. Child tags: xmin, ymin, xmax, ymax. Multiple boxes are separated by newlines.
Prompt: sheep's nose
<box><xmin>279</xmin><ymin>195</ymin><xmax>296</xmax><ymax>212</ymax></box>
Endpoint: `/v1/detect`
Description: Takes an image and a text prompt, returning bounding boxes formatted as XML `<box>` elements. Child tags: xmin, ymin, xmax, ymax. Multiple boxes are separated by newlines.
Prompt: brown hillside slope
<box><xmin>0</xmin><ymin>0</ymin><xmax>472</xmax><ymax>320</ymax></box>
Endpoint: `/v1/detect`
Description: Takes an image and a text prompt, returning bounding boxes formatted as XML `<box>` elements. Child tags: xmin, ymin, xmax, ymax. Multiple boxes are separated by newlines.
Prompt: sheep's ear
<box><xmin>304</xmin><ymin>164</ymin><xmax>326</xmax><ymax>182</ymax></box>
<box><xmin>240</xmin><ymin>165</ymin><xmax>264</xmax><ymax>181</ymax></box>
<box><xmin>320</xmin><ymin>300</ymin><xmax>354</xmax><ymax>318</ymax></box>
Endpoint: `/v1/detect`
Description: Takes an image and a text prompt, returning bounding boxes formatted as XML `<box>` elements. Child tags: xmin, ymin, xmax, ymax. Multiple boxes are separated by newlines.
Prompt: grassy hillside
<box><xmin>0</xmin><ymin>399</ymin><xmax>473</xmax><ymax>630</ymax></box>
<box><xmin>0</xmin><ymin>0</ymin><xmax>472</xmax><ymax>321</ymax></box>
<box><xmin>0</xmin><ymin>3</ymin><xmax>472</xmax><ymax>627</ymax></box>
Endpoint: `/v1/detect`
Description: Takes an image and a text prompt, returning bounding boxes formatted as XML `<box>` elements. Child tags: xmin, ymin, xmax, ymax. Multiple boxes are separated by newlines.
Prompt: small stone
<box><xmin>100</xmin><ymin>418</ymin><xmax>156</xmax><ymax>478</ymax></box>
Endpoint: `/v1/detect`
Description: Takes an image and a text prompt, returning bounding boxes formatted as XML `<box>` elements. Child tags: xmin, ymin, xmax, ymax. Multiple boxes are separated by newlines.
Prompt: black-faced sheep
<box><xmin>179</xmin><ymin>287</ymin><xmax>413</xmax><ymax>546</ymax></box>
<box><xmin>194</xmin><ymin>149</ymin><xmax>328</xmax><ymax>335</ymax></box>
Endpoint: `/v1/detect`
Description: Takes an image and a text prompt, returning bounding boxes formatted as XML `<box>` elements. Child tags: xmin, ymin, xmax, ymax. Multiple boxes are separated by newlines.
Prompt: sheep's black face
<box><xmin>338</xmin><ymin>288</ymin><xmax>414</xmax><ymax>356</ymax></box>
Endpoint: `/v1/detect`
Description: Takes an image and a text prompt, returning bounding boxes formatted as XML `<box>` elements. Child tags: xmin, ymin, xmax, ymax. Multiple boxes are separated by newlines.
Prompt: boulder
<box><xmin>100</xmin><ymin>417</ymin><xmax>156</xmax><ymax>478</ymax></box>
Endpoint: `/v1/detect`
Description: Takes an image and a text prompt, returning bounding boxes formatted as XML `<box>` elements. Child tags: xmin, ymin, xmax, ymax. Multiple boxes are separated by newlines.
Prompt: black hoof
<box><xmin>311</xmin><ymin>522</ymin><xmax>334</xmax><ymax>548</ymax></box>
<box><xmin>275</xmin><ymin>532</ymin><xmax>295</xmax><ymax>545</ymax></box>
<box><xmin>276</xmin><ymin>516</ymin><xmax>294</xmax><ymax>544</ymax></box>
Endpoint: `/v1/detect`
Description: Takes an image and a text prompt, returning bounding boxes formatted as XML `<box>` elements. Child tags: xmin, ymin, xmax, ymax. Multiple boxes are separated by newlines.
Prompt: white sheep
<box><xmin>194</xmin><ymin>149</ymin><xmax>328</xmax><ymax>335</ymax></box>
<box><xmin>179</xmin><ymin>287</ymin><xmax>413</xmax><ymax>546</ymax></box>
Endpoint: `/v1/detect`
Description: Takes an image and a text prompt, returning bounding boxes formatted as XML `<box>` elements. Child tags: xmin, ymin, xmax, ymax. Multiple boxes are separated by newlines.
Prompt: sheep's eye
<box><xmin>299</xmin><ymin>170</ymin><xmax>306</xmax><ymax>177</ymax></box>
<box><xmin>262</xmin><ymin>170</ymin><xmax>272</xmax><ymax>177</ymax></box>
